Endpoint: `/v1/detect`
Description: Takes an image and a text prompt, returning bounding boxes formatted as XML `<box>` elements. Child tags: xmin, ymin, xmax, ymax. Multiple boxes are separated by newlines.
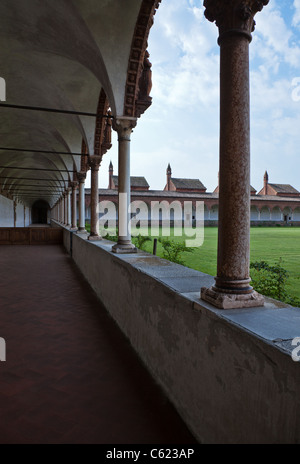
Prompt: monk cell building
<box><xmin>84</xmin><ymin>166</ymin><xmax>300</xmax><ymax>226</ymax></box>
<box><xmin>0</xmin><ymin>0</ymin><xmax>300</xmax><ymax>445</ymax></box>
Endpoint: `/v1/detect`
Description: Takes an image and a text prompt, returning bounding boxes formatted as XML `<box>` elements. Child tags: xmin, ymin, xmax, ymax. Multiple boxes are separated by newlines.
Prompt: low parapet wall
<box><xmin>61</xmin><ymin>225</ymin><xmax>300</xmax><ymax>444</ymax></box>
<box><xmin>0</xmin><ymin>226</ymin><xmax>63</xmax><ymax>245</ymax></box>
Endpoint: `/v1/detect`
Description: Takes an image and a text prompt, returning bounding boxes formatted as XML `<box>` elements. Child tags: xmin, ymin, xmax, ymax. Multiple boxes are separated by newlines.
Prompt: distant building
<box><xmin>108</xmin><ymin>161</ymin><xmax>149</xmax><ymax>191</ymax></box>
<box><xmin>164</xmin><ymin>164</ymin><xmax>207</xmax><ymax>193</ymax></box>
<box><xmin>258</xmin><ymin>171</ymin><xmax>300</xmax><ymax>197</ymax></box>
<box><xmin>84</xmin><ymin>166</ymin><xmax>300</xmax><ymax>226</ymax></box>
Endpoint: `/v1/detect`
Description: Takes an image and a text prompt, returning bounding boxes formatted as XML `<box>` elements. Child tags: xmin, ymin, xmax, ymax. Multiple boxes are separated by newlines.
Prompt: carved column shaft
<box><xmin>13</xmin><ymin>200</ymin><xmax>16</xmax><ymax>227</ymax></box>
<box><xmin>77</xmin><ymin>173</ymin><xmax>87</xmax><ymax>232</ymax></box>
<box><xmin>112</xmin><ymin>118</ymin><xmax>137</xmax><ymax>254</ymax></box>
<box><xmin>88</xmin><ymin>156</ymin><xmax>102</xmax><ymax>240</ymax></box>
<box><xmin>201</xmin><ymin>0</ymin><xmax>268</xmax><ymax>309</ymax></box>
<box><xmin>63</xmin><ymin>193</ymin><xmax>67</xmax><ymax>225</ymax></box>
<box><xmin>217</xmin><ymin>33</ymin><xmax>251</xmax><ymax>290</ymax></box>
<box><xmin>67</xmin><ymin>188</ymin><xmax>71</xmax><ymax>227</ymax></box>
<box><xmin>59</xmin><ymin>197</ymin><xmax>63</xmax><ymax>223</ymax></box>
<box><xmin>70</xmin><ymin>182</ymin><xmax>78</xmax><ymax>230</ymax></box>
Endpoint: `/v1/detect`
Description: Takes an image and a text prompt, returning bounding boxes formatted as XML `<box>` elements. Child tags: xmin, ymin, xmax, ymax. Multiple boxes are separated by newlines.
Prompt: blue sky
<box><xmin>97</xmin><ymin>0</ymin><xmax>300</xmax><ymax>194</ymax></box>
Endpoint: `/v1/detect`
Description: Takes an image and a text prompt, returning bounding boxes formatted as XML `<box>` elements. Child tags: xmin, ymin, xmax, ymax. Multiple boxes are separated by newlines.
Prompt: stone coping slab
<box><xmin>73</xmin><ymin>232</ymin><xmax>300</xmax><ymax>357</ymax></box>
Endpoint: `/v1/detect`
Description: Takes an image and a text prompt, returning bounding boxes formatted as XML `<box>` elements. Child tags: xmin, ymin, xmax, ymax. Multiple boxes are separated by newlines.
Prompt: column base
<box><xmin>88</xmin><ymin>234</ymin><xmax>102</xmax><ymax>241</ymax></box>
<box><xmin>70</xmin><ymin>227</ymin><xmax>78</xmax><ymax>231</ymax></box>
<box><xmin>111</xmin><ymin>242</ymin><xmax>137</xmax><ymax>254</ymax></box>
<box><xmin>201</xmin><ymin>286</ymin><xmax>264</xmax><ymax>310</ymax></box>
<box><xmin>77</xmin><ymin>228</ymin><xmax>88</xmax><ymax>235</ymax></box>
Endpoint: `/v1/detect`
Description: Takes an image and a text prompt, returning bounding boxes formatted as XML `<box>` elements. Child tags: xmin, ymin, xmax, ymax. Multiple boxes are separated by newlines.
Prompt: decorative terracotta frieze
<box><xmin>124</xmin><ymin>0</ymin><xmax>161</xmax><ymax>118</ymax></box>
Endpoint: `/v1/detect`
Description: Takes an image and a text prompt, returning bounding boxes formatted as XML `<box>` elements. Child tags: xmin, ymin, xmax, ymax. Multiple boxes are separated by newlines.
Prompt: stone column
<box><xmin>77</xmin><ymin>172</ymin><xmax>87</xmax><ymax>233</ymax></box>
<box><xmin>59</xmin><ymin>198</ymin><xmax>63</xmax><ymax>223</ymax></box>
<box><xmin>62</xmin><ymin>193</ymin><xmax>66</xmax><ymax>224</ymax></box>
<box><xmin>13</xmin><ymin>200</ymin><xmax>17</xmax><ymax>227</ymax></box>
<box><xmin>112</xmin><ymin>117</ymin><xmax>137</xmax><ymax>254</ymax></box>
<box><xmin>88</xmin><ymin>156</ymin><xmax>102</xmax><ymax>240</ymax></box>
<box><xmin>66</xmin><ymin>188</ymin><xmax>71</xmax><ymax>227</ymax></box>
<box><xmin>70</xmin><ymin>181</ymin><xmax>78</xmax><ymax>230</ymax></box>
<box><xmin>201</xmin><ymin>0</ymin><xmax>268</xmax><ymax>309</ymax></box>
<box><xmin>61</xmin><ymin>197</ymin><xmax>64</xmax><ymax>223</ymax></box>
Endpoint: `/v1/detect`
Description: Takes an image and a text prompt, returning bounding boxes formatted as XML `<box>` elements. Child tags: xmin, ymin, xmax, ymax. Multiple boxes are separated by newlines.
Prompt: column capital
<box><xmin>76</xmin><ymin>172</ymin><xmax>86</xmax><ymax>183</ymax></box>
<box><xmin>204</xmin><ymin>0</ymin><xmax>269</xmax><ymax>43</ymax></box>
<box><xmin>70</xmin><ymin>181</ymin><xmax>78</xmax><ymax>190</ymax></box>
<box><xmin>88</xmin><ymin>155</ymin><xmax>102</xmax><ymax>171</ymax></box>
<box><xmin>112</xmin><ymin>117</ymin><xmax>137</xmax><ymax>142</ymax></box>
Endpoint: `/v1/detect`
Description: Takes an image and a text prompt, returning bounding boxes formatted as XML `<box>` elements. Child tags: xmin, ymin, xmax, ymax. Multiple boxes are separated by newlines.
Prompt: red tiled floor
<box><xmin>0</xmin><ymin>245</ymin><xmax>197</xmax><ymax>444</ymax></box>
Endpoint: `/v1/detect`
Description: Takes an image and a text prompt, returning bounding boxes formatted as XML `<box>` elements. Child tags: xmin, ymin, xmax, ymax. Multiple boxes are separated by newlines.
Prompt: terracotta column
<box><xmin>112</xmin><ymin>117</ymin><xmax>137</xmax><ymax>254</ymax></box>
<box><xmin>88</xmin><ymin>156</ymin><xmax>102</xmax><ymax>240</ymax></box>
<box><xmin>70</xmin><ymin>181</ymin><xmax>78</xmax><ymax>230</ymax></box>
<box><xmin>201</xmin><ymin>0</ymin><xmax>268</xmax><ymax>309</ymax></box>
<box><xmin>77</xmin><ymin>172</ymin><xmax>87</xmax><ymax>233</ymax></box>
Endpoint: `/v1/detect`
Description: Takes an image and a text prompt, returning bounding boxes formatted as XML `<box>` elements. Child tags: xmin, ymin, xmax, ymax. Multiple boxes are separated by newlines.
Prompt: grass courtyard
<box><xmin>129</xmin><ymin>226</ymin><xmax>300</xmax><ymax>302</ymax></box>
<box><xmin>87</xmin><ymin>223</ymin><xmax>300</xmax><ymax>303</ymax></box>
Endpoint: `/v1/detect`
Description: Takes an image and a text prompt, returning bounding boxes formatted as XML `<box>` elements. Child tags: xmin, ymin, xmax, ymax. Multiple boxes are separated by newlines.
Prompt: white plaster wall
<box><xmin>293</xmin><ymin>208</ymin><xmax>300</xmax><ymax>221</ymax></box>
<box><xmin>250</xmin><ymin>206</ymin><xmax>259</xmax><ymax>221</ymax></box>
<box><xmin>16</xmin><ymin>203</ymin><xmax>24</xmax><ymax>227</ymax></box>
<box><xmin>0</xmin><ymin>197</ymin><xmax>32</xmax><ymax>227</ymax></box>
<box><xmin>25</xmin><ymin>207</ymin><xmax>31</xmax><ymax>226</ymax></box>
<box><xmin>271</xmin><ymin>207</ymin><xmax>282</xmax><ymax>221</ymax></box>
<box><xmin>0</xmin><ymin>195</ymin><xmax>14</xmax><ymax>227</ymax></box>
<box><xmin>260</xmin><ymin>207</ymin><xmax>271</xmax><ymax>220</ymax></box>
<box><xmin>210</xmin><ymin>205</ymin><xmax>218</xmax><ymax>220</ymax></box>
<box><xmin>204</xmin><ymin>205</ymin><xmax>209</xmax><ymax>221</ymax></box>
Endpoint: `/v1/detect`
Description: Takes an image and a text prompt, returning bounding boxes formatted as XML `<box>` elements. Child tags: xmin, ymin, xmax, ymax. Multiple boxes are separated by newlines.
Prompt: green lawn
<box><xmin>87</xmin><ymin>223</ymin><xmax>300</xmax><ymax>302</ymax></box>
<box><xmin>130</xmin><ymin>226</ymin><xmax>300</xmax><ymax>302</ymax></box>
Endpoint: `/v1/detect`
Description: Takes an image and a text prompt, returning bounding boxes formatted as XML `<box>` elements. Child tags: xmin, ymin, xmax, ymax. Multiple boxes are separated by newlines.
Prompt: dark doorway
<box><xmin>31</xmin><ymin>200</ymin><xmax>49</xmax><ymax>224</ymax></box>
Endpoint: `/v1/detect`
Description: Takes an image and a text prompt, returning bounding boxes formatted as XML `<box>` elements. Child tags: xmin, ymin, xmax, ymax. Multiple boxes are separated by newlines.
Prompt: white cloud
<box><xmin>292</xmin><ymin>0</ymin><xmax>300</xmax><ymax>26</ymax></box>
<box><xmin>149</xmin><ymin>0</ymin><xmax>220</xmax><ymax>110</ymax></box>
<box><xmin>254</xmin><ymin>4</ymin><xmax>300</xmax><ymax>68</ymax></box>
<box><xmin>98</xmin><ymin>1</ymin><xmax>300</xmax><ymax>194</ymax></box>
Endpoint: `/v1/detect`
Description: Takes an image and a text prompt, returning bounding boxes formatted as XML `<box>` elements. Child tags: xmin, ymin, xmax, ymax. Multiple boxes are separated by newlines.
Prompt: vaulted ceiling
<box><xmin>0</xmin><ymin>0</ymin><xmax>160</xmax><ymax>207</ymax></box>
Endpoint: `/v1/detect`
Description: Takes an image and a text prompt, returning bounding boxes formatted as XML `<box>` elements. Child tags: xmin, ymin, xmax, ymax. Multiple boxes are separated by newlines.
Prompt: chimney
<box><xmin>166</xmin><ymin>163</ymin><xmax>172</xmax><ymax>191</ymax></box>
<box><xmin>108</xmin><ymin>161</ymin><xmax>113</xmax><ymax>189</ymax></box>
<box><xmin>264</xmin><ymin>170</ymin><xmax>268</xmax><ymax>195</ymax></box>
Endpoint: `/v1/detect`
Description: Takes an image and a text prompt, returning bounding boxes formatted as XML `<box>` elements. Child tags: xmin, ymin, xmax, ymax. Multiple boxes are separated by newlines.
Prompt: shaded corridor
<box><xmin>0</xmin><ymin>245</ymin><xmax>197</xmax><ymax>444</ymax></box>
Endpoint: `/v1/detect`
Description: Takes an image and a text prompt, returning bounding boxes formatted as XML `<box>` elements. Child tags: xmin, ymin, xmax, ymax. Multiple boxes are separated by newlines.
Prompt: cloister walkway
<box><xmin>0</xmin><ymin>245</ymin><xmax>197</xmax><ymax>444</ymax></box>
